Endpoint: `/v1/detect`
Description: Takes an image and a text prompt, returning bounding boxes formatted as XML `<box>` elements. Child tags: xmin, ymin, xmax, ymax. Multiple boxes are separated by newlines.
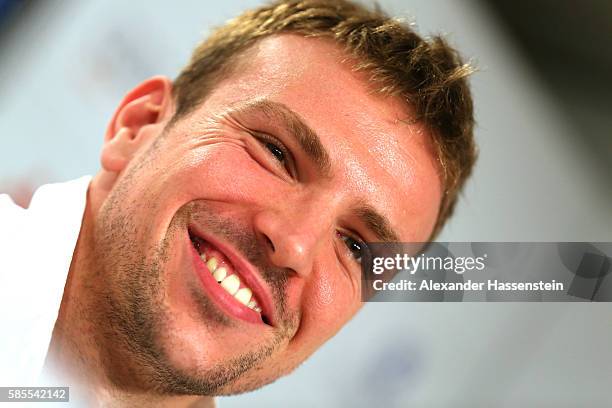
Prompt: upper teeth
<box><xmin>220</xmin><ymin>274</ymin><xmax>240</xmax><ymax>295</ymax></box>
<box><xmin>202</xmin><ymin>253</ymin><xmax>262</xmax><ymax>313</ymax></box>
<box><xmin>213</xmin><ymin>267</ymin><xmax>227</xmax><ymax>282</ymax></box>
<box><xmin>206</xmin><ymin>257</ymin><xmax>217</xmax><ymax>272</ymax></box>
<box><xmin>235</xmin><ymin>288</ymin><xmax>252</xmax><ymax>304</ymax></box>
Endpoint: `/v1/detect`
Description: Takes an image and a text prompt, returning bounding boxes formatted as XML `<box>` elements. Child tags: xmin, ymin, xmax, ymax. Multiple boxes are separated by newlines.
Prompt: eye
<box><xmin>264</xmin><ymin>141</ymin><xmax>285</xmax><ymax>163</ymax></box>
<box><xmin>337</xmin><ymin>231</ymin><xmax>367</xmax><ymax>264</ymax></box>
<box><xmin>251</xmin><ymin>132</ymin><xmax>294</xmax><ymax>175</ymax></box>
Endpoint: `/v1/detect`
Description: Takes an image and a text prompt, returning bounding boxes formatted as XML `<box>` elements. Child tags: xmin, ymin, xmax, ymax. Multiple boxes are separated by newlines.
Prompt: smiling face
<box><xmin>90</xmin><ymin>34</ymin><xmax>442</xmax><ymax>395</ymax></box>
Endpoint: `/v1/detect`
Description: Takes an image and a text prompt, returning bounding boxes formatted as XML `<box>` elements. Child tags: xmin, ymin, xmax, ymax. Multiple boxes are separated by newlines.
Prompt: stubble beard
<box><xmin>89</xmin><ymin>163</ymin><xmax>299</xmax><ymax>396</ymax></box>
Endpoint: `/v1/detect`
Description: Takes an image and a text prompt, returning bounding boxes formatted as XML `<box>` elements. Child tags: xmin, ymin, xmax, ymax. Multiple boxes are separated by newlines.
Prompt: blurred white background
<box><xmin>1</xmin><ymin>0</ymin><xmax>611</xmax><ymax>406</ymax></box>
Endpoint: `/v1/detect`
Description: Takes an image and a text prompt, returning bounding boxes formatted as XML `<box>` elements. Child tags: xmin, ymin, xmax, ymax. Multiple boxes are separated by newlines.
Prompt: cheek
<box><xmin>170</xmin><ymin>142</ymin><xmax>278</xmax><ymax>205</ymax></box>
<box><xmin>296</xmin><ymin>268</ymin><xmax>360</xmax><ymax>350</ymax></box>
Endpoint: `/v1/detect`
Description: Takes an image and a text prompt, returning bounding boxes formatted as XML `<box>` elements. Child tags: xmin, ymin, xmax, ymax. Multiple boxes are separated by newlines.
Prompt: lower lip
<box><xmin>188</xmin><ymin>233</ymin><xmax>264</xmax><ymax>325</ymax></box>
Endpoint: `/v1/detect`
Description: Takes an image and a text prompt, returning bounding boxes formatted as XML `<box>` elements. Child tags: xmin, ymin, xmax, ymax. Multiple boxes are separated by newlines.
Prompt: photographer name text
<box><xmin>372</xmin><ymin>279</ymin><xmax>564</xmax><ymax>292</ymax></box>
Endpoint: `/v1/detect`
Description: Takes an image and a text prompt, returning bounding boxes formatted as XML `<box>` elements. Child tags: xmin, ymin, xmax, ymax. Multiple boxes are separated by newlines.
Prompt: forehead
<box><xmin>190</xmin><ymin>34</ymin><xmax>442</xmax><ymax>240</ymax></box>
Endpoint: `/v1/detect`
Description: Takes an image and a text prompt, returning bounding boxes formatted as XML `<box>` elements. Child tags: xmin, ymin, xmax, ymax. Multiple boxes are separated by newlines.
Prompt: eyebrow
<box><xmin>353</xmin><ymin>202</ymin><xmax>400</xmax><ymax>243</ymax></box>
<box><xmin>233</xmin><ymin>99</ymin><xmax>401</xmax><ymax>243</ymax></box>
<box><xmin>240</xmin><ymin>99</ymin><xmax>332</xmax><ymax>177</ymax></box>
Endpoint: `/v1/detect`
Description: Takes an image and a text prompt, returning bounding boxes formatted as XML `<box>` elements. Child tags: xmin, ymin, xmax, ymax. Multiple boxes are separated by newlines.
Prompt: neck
<box><xmin>44</xmin><ymin>178</ymin><xmax>214</xmax><ymax>408</ymax></box>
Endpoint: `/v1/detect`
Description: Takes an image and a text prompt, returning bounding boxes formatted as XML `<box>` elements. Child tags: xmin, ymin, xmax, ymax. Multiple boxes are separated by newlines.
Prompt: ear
<box><xmin>100</xmin><ymin>76</ymin><xmax>174</xmax><ymax>173</ymax></box>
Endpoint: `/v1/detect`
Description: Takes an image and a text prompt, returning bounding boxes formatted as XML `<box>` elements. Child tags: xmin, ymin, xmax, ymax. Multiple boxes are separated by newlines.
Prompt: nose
<box><xmin>253</xmin><ymin>195</ymin><xmax>333</xmax><ymax>277</ymax></box>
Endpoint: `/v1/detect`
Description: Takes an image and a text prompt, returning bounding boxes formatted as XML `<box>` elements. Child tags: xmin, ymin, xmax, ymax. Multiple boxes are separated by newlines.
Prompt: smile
<box><xmin>188</xmin><ymin>227</ymin><xmax>273</xmax><ymax>326</ymax></box>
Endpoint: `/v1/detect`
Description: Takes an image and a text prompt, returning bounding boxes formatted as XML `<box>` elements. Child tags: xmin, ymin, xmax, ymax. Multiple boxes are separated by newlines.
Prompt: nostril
<box><xmin>264</xmin><ymin>234</ymin><xmax>275</xmax><ymax>252</ymax></box>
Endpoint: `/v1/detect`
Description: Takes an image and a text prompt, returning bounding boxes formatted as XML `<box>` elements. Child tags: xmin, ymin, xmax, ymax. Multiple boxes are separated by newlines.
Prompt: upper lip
<box><xmin>188</xmin><ymin>222</ymin><xmax>277</xmax><ymax>327</ymax></box>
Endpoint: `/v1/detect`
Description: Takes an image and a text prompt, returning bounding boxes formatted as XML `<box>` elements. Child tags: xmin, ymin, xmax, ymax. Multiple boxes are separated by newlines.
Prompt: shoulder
<box><xmin>0</xmin><ymin>176</ymin><xmax>92</xmax><ymax>383</ymax></box>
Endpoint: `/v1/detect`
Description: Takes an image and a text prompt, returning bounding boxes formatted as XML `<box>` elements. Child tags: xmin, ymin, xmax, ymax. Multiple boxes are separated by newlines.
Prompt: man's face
<box><xmin>92</xmin><ymin>35</ymin><xmax>441</xmax><ymax>395</ymax></box>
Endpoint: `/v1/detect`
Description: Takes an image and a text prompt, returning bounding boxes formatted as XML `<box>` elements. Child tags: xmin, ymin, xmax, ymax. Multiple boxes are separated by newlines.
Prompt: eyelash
<box><xmin>337</xmin><ymin>231</ymin><xmax>367</xmax><ymax>264</ymax></box>
<box><xmin>253</xmin><ymin>132</ymin><xmax>293</xmax><ymax>174</ymax></box>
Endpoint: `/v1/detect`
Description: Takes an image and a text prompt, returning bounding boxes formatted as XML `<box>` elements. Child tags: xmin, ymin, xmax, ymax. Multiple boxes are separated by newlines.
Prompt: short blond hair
<box><xmin>172</xmin><ymin>0</ymin><xmax>477</xmax><ymax>239</ymax></box>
